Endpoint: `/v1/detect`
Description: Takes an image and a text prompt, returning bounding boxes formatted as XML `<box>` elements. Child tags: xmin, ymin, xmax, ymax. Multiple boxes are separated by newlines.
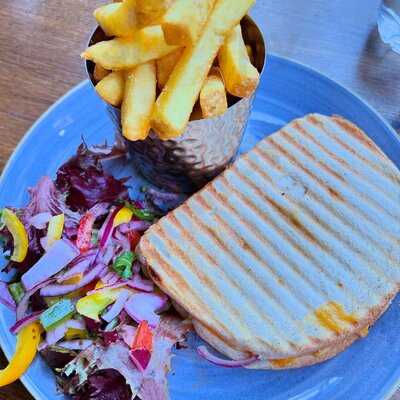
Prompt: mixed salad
<box><xmin>0</xmin><ymin>141</ymin><xmax>191</xmax><ymax>399</ymax></box>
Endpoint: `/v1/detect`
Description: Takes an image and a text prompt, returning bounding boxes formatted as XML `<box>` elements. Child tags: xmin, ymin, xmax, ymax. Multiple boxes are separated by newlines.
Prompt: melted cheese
<box><xmin>314</xmin><ymin>301</ymin><xmax>358</xmax><ymax>334</ymax></box>
<box><xmin>358</xmin><ymin>326</ymin><xmax>369</xmax><ymax>337</ymax></box>
<box><xmin>269</xmin><ymin>357</ymin><xmax>296</xmax><ymax>368</ymax></box>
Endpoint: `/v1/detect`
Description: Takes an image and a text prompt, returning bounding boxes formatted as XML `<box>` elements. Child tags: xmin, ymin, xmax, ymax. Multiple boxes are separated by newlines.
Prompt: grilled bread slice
<box><xmin>138</xmin><ymin>114</ymin><xmax>400</xmax><ymax>366</ymax></box>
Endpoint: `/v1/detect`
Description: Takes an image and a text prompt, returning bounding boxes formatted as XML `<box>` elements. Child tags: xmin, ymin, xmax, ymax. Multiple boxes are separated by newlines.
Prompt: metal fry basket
<box><xmin>86</xmin><ymin>15</ymin><xmax>266</xmax><ymax>193</ymax></box>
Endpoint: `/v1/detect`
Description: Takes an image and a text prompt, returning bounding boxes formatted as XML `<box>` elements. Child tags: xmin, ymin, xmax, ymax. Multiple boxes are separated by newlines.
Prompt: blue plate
<box><xmin>0</xmin><ymin>55</ymin><xmax>399</xmax><ymax>400</ymax></box>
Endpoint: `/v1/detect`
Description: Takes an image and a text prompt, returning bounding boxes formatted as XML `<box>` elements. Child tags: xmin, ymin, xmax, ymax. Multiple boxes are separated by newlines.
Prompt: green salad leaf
<box><xmin>124</xmin><ymin>202</ymin><xmax>155</xmax><ymax>222</ymax></box>
<box><xmin>112</xmin><ymin>251</ymin><xmax>136</xmax><ymax>279</ymax></box>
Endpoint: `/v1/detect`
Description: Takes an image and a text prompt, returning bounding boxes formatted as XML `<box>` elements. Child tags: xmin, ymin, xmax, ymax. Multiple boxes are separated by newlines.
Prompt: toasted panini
<box><xmin>138</xmin><ymin>114</ymin><xmax>400</xmax><ymax>366</ymax></box>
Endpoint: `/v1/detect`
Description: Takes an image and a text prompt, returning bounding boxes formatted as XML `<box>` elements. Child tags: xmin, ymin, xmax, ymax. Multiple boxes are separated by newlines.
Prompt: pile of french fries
<box><xmin>83</xmin><ymin>0</ymin><xmax>260</xmax><ymax>141</ymax></box>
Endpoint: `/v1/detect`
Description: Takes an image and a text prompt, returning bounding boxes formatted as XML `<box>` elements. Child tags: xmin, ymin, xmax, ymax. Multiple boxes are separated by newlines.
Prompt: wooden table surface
<box><xmin>0</xmin><ymin>0</ymin><xmax>399</xmax><ymax>399</ymax></box>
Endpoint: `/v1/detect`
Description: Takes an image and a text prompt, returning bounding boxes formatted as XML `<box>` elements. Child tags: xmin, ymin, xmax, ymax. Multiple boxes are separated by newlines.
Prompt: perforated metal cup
<box><xmin>86</xmin><ymin>15</ymin><xmax>266</xmax><ymax>193</ymax></box>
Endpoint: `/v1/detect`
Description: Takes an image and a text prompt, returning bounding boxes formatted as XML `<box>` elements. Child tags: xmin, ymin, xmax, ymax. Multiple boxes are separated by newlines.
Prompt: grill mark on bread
<box><xmin>294</xmin><ymin>119</ymin><xmax>400</xmax><ymax>209</ymax></box>
<box><xmin>190</xmin><ymin>191</ymin><xmax>318</xmax><ymax>348</ymax></box>
<box><xmin>260</xmin><ymin>138</ymin><xmax>397</xmax><ymax>284</ymax></box>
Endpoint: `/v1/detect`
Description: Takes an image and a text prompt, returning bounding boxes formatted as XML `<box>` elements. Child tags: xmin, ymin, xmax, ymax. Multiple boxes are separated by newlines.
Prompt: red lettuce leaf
<box><xmin>8</xmin><ymin>175</ymin><xmax>82</xmax><ymax>273</ymax></box>
<box><xmin>55</xmin><ymin>143</ymin><xmax>128</xmax><ymax>212</ymax></box>
<box><xmin>63</xmin><ymin>342</ymin><xmax>142</xmax><ymax>397</ymax></box>
<box><xmin>2</xmin><ymin>252</ymin><xmax>41</xmax><ymax>275</ymax></box>
<box><xmin>0</xmin><ymin>224</ymin><xmax>34</xmax><ymax>273</ymax></box>
<box><xmin>73</xmin><ymin>369</ymin><xmax>132</xmax><ymax>400</ymax></box>
<box><xmin>62</xmin><ymin>317</ymin><xmax>192</xmax><ymax>400</ymax></box>
<box><xmin>0</xmin><ymin>227</ymin><xmax>12</xmax><ymax>255</ymax></box>
<box><xmin>23</xmin><ymin>176</ymin><xmax>81</xmax><ymax>230</ymax></box>
<box><xmin>102</xmin><ymin>331</ymin><xmax>119</xmax><ymax>346</ymax></box>
<box><xmin>40</xmin><ymin>345</ymin><xmax>77</xmax><ymax>369</ymax></box>
<box><xmin>83</xmin><ymin>316</ymin><xmax>102</xmax><ymax>334</ymax></box>
<box><xmin>29</xmin><ymin>290</ymin><xmax>48</xmax><ymax>312</ymax></box>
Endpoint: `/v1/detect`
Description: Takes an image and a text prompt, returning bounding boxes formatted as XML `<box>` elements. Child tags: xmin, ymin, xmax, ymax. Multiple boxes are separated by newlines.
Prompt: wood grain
<box><xmin>0</xmin><ymin>0</ymin><xmax>399</xmax><ymax>399</ymax></box>
<box><xmin>0</xmin><ymin>0</ymin><xmax>103</xmax><ymax>173</ymax></box>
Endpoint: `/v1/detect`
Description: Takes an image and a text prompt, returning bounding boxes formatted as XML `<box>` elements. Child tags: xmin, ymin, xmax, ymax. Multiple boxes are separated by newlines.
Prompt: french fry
<box><xmin>94</xmin><ymin>0</ymin><xmax>136</xmax><ymax>37</ymax></box>
<box><xmin>93</xmin><ymin>64</ymin><xmax>110</xmax><ymax>81</ymax></box>
<box><xmin>245</xmin><ymin>44</ymin><xmax>254</xmax><ymax>64</ymax></box>
<box><xmin>156</xmin><ymin>48</ymin><xmax>183</xmax><ymax>89</ymax></box>
<box><xmin>218</xmin><ymin>25</ymin><xmax>259</xmax><ymax>98</ymax></box>
<box><xmin>95</xmin><ymin>71</ymin><xmax>125</xmax><ymax>106</ymax></box>
<box><xmin>122</xmin><ymin>61</ymin><xmax>157</xmax><ymax>141</ymax></box>
<box><xmin>190</xmin><ymin>102</ymin><xmax>203</xmax><ymax>121</ymax></box>
<box><xmin>136</xmin><ymin>12</ymin><xmax>162</xmax><ymax>28</ymax></box>
<box><xmin>136</xmin><ymin>0</ymin><xmax>173</xmax><ymax>27</ymax></box>
<box><xmin>199</xmin><ymin>67</ymin><xmax>227</xmax><ymax>119</ymax></box>
<box><xmin>82</xmin><ymin>25</ymin><xmax>179</xmax><ymax>70</ymax></box>
<box><xmin>151</xmin><ymin>0</ymin><xmax>255</xmax><ymax>139</ymax></box>
<box><xmin>161</xmin><ymin>0</ymin><xmax>215</xmax><ymax>47</ymax></box>
<box><xmin>135</xmin><ymin>0</ymin><xmax>172</xmax><ymax>15</ymax></box>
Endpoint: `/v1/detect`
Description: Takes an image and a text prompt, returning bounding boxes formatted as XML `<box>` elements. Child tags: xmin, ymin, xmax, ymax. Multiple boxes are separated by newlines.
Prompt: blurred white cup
<box><xmin>378</xmin><ymin>0</ymin><xmax>400</xmax><ymax>52</ymax></box>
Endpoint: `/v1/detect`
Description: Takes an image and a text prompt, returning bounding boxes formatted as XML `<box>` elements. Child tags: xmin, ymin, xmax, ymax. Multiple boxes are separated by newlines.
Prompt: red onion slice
<box><xmin>89</xmin><ymin>206</ymin><xmax>122</xmax><ymax>269</ymax></box>
<box><xmin>126</xmin><ymin>274</ymin><xmax>154</xmax><ymax>293</ymax></box>
<box><xmin>132</xmin><ymin>261</ymin><xmax>141</xmax><ymax>274</ymax></box>
<box><xmin>21</xmin><ymin>239</ymin><xmax>79</xmax><ymax>291</ymax></box>
<box><xmin>38</xmin><ymin>319</ymin><xmax>86</xmax><ymax>350</ymax></box>
<box><xmin>10</xmin><ymin>311</ymin><xmax>43</xmax><ymax>334</ymax></box>
<box><xmin>86</xmin><ymin>281</ymin><xmax>126</xmax><ymax>296</ymax></box>
<box><xmin>56</xmin><ymin>251</ymin><xmax>96</xmax><ymax>283</ymax></box>
<box><xmin>86</xmin><ymin>273</ymin><xmax>153</xmax><ymax>297</ymax></box>
<box><xmin>39</xmin><ymin>236</ymin><xmax>48</xmax><ymax>251</ymax></box>
<box><xmin>99</xmin><ymin>206</ymin><xmax>121</xmax><ymax>249</ymax></box>
<box><xmin>197</xmin><ymin>346</ymin><xmax>258</xmax><ymax>368</ymax></box>
<box><xmin>58</xmin><ymin>319</ymin><xmax>85</xmax><ymax>333</ymax></box>
<box><xmin>124</xmin><ymin>292</ymin><xmax>168</xmax><ymax>328</ymax></box>
<box><xmin>88</xmin><ymin>274</ymin><xmax>153</xmax><ymax>295</ymax></box>
<box><xmin>57</xmin><ymin>339</ymin><xmax>93</xmax><ymax>350</ymax></box>
<box><xmin>89</xmin><ymin>202</ymin><xmax>109</xmax><ymax>219</ymax></box>
<box><xmin>0</xmin><ymin>281</ymin><xmax>16</xmax><ymax>311</ymax></box>
<box><xmin>98</xmin><ymin>208</ymin><xmax>114</xmax><ymax>243</ymax></box>
<box><xmin>40</xmin><ymin>263</ymin><xmax>106</xmax><ymax>296</ymax></box>
<box><xmin>102</xmin><ymin>271</ymin><xmax>120</xmax><ymax>285</ymax></box>
<box><xmin>108</xmin><ymin>274</ymin><xmax>120</xmax><ymax>285</ymax></box>
<box><xmin>28</xmin><ymin>212</ymin><xmax>52</xmax><ymax>229</ymax></box>
<box><xmin>102</xmin><ymin>271</ymin><xmax>115</xmax><ymax>284</ymax></box>
<box><xmin>113</xmin><ymin>230</ymin><xmax>131</xmax><ymax>252</ymax></box>
<box><xmin>16</xmin><ymin>278</ymin><xmax>56</xmax><ymax>320</ymax></box>
<box><xmin>118</xmin><ymin>220</ymin><xmax>151</xmax><ymax>233</ymax></box>
<box><xmin>99</xmin><ymin>245</ymin><xmax>114</xmax><ymax>266</ymax></box>
<box><xmin>102</xmin><ymin>290</ymin><xmax>131</xmax><ymax>322</ymax></box>
<box><xmin>38</xmin><ymin>323</ymin><xmax>68</xmax><ymax>351</ymax></box>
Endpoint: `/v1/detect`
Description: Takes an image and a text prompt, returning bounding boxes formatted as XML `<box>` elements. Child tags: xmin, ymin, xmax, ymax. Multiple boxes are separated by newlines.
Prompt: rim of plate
<box><xmin>0</xmin><ymin>54</ymin><xmax>399</xmax><ymax>400</ymax></box>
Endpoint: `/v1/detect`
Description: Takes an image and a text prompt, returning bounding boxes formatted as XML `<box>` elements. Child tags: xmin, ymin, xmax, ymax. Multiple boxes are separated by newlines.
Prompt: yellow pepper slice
<box><xmin>0</xmin><ymin>322</ymin><xmax>41</xmax><ymax>387</ymax></box>
<box><xmin>113</xmin><ymin>206</ymin><xmax>133</xmax><ymax>227</ymax></box>
<box><xmin>2</xmin><ymin>208</ymin><xmax>28</xmax><ymax>262</ymax></box>
<box><xmin>76</xmin><ymin>288</ymin><xmax>129</xmax><ymax>321</ymax></box>
<box><xmin>76</xmin><ymin>291</ymin><xmax>116</xmax><ymax>321</ymax></box>
<box><xmin>94</xmin><ymin>279</ymin><xmax>106</xmax><ymax>290</ymax></box>
<box><xmin>62</xmin><ymin>273</ymin><xmax>83</xmax><ymax>285</ymax></box>
<box><xmin>46</xmin><ymin>213</ymin><xmax>64</xmax><ymax>249</ymax></box>
<box><xmin>65</xmin><ymin>327</ymin><xmax>88</xmax><ymax>340</ymax></box>
<box><xmin>43</xmin><ymin>286</ymin><xmax>86</xmax><ymax>308</ymax></box>
<box><xmin>94</xmin><ymin>278</ymin><xmax>118</xmax><ymax>290</ymax></box>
